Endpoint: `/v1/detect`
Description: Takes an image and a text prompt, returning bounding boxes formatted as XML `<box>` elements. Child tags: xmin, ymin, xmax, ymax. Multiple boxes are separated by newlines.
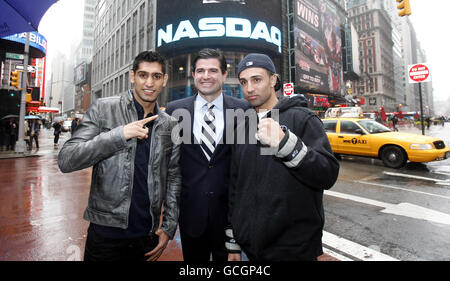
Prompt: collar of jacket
<box><xmin>126</xmin><ymin>89</ymin><xmax>164</xmax><ymax>128</ymax></box>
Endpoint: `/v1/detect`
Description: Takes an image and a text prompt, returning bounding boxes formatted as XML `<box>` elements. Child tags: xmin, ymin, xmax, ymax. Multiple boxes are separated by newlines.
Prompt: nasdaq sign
<box><xmin>157</xmin><ymin>17</ymin><xmax>282</xmax><ymax>53</ymax></box>
<box><xmin>156</xmin><ymin>0</ymin><xmax>283</xmax><ymax>56</ymax></box>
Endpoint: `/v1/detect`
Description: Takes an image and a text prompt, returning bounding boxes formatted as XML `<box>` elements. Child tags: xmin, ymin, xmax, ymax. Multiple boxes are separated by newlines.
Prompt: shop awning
<box><xmin>37</xmin><ymin>106</ymin><xmax>59</xmax><ymax>113</ymax></box>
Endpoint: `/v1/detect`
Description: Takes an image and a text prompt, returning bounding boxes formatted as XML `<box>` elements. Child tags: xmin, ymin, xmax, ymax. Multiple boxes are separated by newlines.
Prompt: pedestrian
<box><xmin>6</xmin><ymin>118</ymin><xmax>18</xmax><ymax>151</ymax></box>
<box><xmin>29</xmin><ymin>119</ymin><xmax>40</xmax><ymax>149</ymax></box>
<box><xmin>426</xmin><ymin>116</ymin><xmax>431</xmax><ymax>130</ymax></box>
<box><xmin>375</xmin><ymin>112</ymin><xmax>382</xmax><ymax>124</ymax></box>
<box><xmin>226</xmin><ymin>53</ymin><xmax>339</xmax><ymax>261</ymax></box>
<box><xmin>392</xmin><ymin>115</ymin><xmax>398</xmax><ymax>132</ymax></box>
<box><xmin>58</xmin><ymin>51</ymin><xmax>181</xmax><ymax>262</ymax></box>
<box><xmin>165</xmin><ymin>48</ymin><xmax>249</xmax><ymax>261</ymax></box>
<box><xmin>71</xmin><ymin>117</ymin><xmax>79</xmax><ymax>136</ymax></box>
<box><xmin>0</xmin><ymin>122</ymin><xmax>5</xmax><ymax>151</ymax></box>
<box><xmin>24</xmin><ymin>120</ymin><xmax>31</xmax><ymax>150</ymax></box>
<box><xmin>52</xmin><ymin>120</ymin><xmax>62</xmax><ymax>148</ymax></box>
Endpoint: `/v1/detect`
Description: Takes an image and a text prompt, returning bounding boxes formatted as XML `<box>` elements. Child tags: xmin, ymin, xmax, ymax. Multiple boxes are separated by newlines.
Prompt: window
<box><xmin>323</xmin><ymin>121</ymin><xmax>338</xmax><ymax>133</ymax></box>
<box><xmin>340</xmin><ymin>121</ymin><xmax>362</xmax><ymax>134</ymax></box>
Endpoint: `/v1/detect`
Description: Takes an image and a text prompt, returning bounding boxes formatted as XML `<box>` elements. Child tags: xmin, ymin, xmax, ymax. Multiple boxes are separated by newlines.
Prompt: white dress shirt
<box><xmin>193</xmin><ymin>93</ymin><xmax>225</xmax><ymax>145</ymax></box>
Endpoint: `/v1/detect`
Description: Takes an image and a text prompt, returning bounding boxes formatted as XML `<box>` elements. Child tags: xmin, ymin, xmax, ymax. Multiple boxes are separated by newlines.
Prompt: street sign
<box><xmin>283</xmin><ymin>83</ymin><xmax>294</xmax><ymax>97</ymax></box>
<box><xmin>408</xmin><ymin>63</ymin><xmax>431</xmax><ymax>84</ymax></box>
<box><xmin>15</xmin><ymin>64</ymin><xmax>36</xmax><ymax>72</ymax></box>
<box><xmin>6</xmin><ymin>52</ymin><xmax>25</xmax><ymax>60</ymax></box>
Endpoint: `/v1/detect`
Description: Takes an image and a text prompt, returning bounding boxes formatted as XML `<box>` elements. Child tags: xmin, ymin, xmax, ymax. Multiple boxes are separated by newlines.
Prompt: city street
<box><xmin>0</xmin><ymin>123</ymin><xmax>449</xmax><ymax>261</ymax></box>
<box><xmin>323</xmin><ymin>123</ymin><xmax>450</xmax><ymax>261</ymax></box>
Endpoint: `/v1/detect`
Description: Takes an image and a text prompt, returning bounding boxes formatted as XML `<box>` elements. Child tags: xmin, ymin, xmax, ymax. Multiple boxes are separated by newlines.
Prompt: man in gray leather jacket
<box><xmin>58</xmin><ymin>51</ymin><xmax>181</xmax><ymax>261</ymax></box>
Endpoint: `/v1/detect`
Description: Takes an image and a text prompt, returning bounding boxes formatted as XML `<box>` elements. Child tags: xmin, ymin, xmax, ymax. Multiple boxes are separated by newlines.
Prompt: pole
<box><xmin>15</xmin><ymin>32</ymin><xmax>30</xmax><ymax>153</ymax></box>
<box><xmin>418</xmin><ymin>82</ymin><xmax>425</xmax><ymax>136</ymax></box>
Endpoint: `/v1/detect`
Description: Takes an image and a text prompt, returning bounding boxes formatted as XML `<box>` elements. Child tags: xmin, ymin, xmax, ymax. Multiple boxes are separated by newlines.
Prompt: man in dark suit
<box><xmin>166</xmin><ymin>48</ymin><xmax>249</xmax><ymax>261</ymax></box>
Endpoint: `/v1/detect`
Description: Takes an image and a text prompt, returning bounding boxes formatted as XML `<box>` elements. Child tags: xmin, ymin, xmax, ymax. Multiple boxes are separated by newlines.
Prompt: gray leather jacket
<box><xmin>58</xmin><ymin>91</ymin><xmax>181</xmax><ymax>239</ymax></box>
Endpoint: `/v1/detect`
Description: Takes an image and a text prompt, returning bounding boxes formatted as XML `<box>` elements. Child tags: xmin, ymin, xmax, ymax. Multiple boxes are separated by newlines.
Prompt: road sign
<box><xmin>6</xmin><ymin>52</ymin><xmax>25</xmax><ymax>60</ymax></box>
<box><xmin>283</xmin><ymin>83</ymin><xmax>294</xmax><ymax>96</ymax></box>
<box><xmin>408</xmin><ymin>63</ymin><xmax>431</xmax><ymax>83</ymax></box>
<box><xmin>15</xmin><ymin>64</ymin><xmax>36</xmax><ymax>73</ymax></box>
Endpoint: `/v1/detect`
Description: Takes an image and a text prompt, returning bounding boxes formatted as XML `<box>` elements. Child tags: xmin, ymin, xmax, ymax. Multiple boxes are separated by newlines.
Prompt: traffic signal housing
<box><xmin>396</xmin><ymin>0</ymin><xmax>411</xmax><ymax>17</ymax></box>
<box><xmin>10</xmin><ymin>71</ymin><xmax>21</xmax><ymax>89</ymax></box>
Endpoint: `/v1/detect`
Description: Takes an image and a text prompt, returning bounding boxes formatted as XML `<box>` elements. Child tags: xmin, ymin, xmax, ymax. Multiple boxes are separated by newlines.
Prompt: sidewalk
<box><xmin>396</xmin><ymin>122</ymin><xmax>449</xmax><ymax>143</ymax></box>
<box><xmin>0</xmin><ymin>129</ymin><xmax>70</xmax><ymax>159</ymax></box>
<box><xmin>0</xmin><ymin>128</ymin><xmax>338</xmax><ymax>261</ymax></box>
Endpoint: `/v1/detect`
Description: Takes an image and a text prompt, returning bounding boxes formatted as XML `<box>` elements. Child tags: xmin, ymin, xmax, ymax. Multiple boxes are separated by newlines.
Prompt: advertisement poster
<box><xmin>294</xmin><ymin>0</ymin><xmax>344</xmax><ymax>95</ymax></box>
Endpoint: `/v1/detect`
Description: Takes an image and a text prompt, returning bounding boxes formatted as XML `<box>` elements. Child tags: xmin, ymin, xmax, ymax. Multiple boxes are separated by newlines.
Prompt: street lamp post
<box><xmin>15</xmin><ymin>32</ymin><xmax>30</xmax><ymax>154</ymax></box>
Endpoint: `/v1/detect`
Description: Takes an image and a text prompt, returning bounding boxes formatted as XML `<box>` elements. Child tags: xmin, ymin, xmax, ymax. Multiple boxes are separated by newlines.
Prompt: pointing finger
<box><xmin>137</xmin><ymin>115</ymin><xmax>158</xmax><ymax>126</ymax></box>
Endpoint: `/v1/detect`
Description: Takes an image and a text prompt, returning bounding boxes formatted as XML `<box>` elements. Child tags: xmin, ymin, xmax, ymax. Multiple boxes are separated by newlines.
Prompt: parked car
<box><xmin>322</xmin><ymin>117</ymin><xmax>450</xmax><ymax>168</ymax></box>
<box><xmin>62</xmin><ymin>120</ymin><xmax>72</xmax><ymax>132</ymax></box>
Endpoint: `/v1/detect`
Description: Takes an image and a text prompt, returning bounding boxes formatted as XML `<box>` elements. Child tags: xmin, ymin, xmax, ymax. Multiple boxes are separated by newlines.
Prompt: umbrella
<box><xmin>53</xmin><ymin>116</ymin><xmax>64</xmax><ymax>123</ymax></box>
<box><xmin>1</xmin><ymin>114</ymin><xmax>19</xmax><ymax>120</ymax></box>
<box><xmin>0</xmin><ymin>0</ymin><xmax>58</xmax><ymax>37</ymax></box>
<box><xmin>25</xmin><ymin>115</ymin><xmax>41</xmax><ymax>120</ymax></box>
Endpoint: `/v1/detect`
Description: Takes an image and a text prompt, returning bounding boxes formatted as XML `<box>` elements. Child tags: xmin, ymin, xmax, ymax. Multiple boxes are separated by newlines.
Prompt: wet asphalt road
<box><xmin>323</xmin><ymin>123</ymin><xmax>450</xmax><ymax>260</ymax></box>
<box><xmin>0</xmin><ymin>123</ymin><xmax>449</xmax><ymax>261</ymax></box>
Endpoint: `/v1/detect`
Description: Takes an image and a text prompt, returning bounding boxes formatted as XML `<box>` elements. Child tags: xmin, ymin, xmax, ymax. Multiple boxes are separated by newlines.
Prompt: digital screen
<box><xmin>156</xmin><ymin>0</ymin><xmax>282</xmax><ymax>57</ymax></box>
<box><xmin>293</xmin><ymin>0</ymin><xmax>344</xmax><ymax>95</ymax></box>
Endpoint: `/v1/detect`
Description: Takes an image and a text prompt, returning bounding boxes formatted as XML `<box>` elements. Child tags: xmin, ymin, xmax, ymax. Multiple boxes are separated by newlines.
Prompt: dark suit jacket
<box><xmin>166</xmin><ymin>94</ymin><xmax>249</xmax><ymax>238</ymax></box>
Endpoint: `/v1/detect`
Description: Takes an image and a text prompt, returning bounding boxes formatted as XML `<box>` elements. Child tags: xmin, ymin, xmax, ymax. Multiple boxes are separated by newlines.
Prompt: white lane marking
<box><xmin>322</xmin><ymin>247</ymin><xmax>353</xmax><ymax>261</ymax></box>
<box><xmin>357</xmin><ymin>180</ymin><xmax>450</xmax><ymax>200</ymax></box>
<box><xmin>383</xmin><ymin>171</ymin><xmax>450</xmax><ymax>185</ymax></box>
<box><xmin>432</xmin><ymin>171</ymin><xmax>450</xmax><ymax>176</ymax></box>
<box><xmin>322</xmin><ymin>231</ymin><xmax>399</xmax><ymax>261</ymax></box>
<box><xmin>325</xmin><ymin>190</ymin><xmax>391</xmax><ymax>209</ymax></box>
<box><xmin>324</xmin><ymin>190</ymin><xmax>450</xmax><ymax>226</ymax></box>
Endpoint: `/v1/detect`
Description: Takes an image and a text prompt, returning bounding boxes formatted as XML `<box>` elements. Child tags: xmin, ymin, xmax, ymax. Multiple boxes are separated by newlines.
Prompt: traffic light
<box><xmin>10</xmin><ymin>71</ymin><xmax>21</xmax><ymax>89</ymax></box>
<box><xmin>396</xmin><ymin>0</ymin><xmax>411</xmax><ymax>17</ymax></box>
<box><xmin>26</xmin><ymin>92</ymin><xmax>32</xmax><ymax>103</ymax></box>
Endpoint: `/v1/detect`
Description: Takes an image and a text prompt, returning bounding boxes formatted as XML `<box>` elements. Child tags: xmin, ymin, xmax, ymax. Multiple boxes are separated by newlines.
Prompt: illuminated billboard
<box><xmin>294</xmin><ymin>0</ymin><xmax>344</xmax><ymax>96</ymax></box>
<box><xmin>156</xmin><ymin>0</ymin><xmax>282</xmax><ymax>56</ymax></box>
<box><xmin>74</xmin><ymin>63</ymin><xmax>87</xmax><ymax>86</ymax></box>
<box><xmin>1</xmin><ymin>32</ymin><xmax>47</xmax><ymax>56</ymax></box>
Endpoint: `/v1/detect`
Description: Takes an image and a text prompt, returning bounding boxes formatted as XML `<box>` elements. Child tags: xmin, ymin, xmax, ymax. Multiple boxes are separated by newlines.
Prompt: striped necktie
<box><xmin>200</xmin><ymin>103</ymin><xmax>217</xmax><ymax>161</ymax></box>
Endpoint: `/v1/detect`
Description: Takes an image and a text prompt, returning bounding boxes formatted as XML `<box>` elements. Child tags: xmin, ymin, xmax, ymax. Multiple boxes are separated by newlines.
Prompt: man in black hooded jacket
<box><xmin>226</xmin><ymin>53</ymin><xmax>339</xmax><ymax>261</ymax></box>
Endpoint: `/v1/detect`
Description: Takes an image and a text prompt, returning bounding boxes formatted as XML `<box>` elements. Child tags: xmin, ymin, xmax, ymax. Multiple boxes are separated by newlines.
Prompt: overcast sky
<box><xmin>409</xmin><ymin>0</ymin><xmax>449</xmax><ymax>102</ymax></box>
<box><xmin>38</xmin><ymin>0</ymin><xmax>83</xmax><ymax>71</ymax></box>
<box><xmin>37</xmin><ymin>0</ymin><xmax>449</xmax><ymax>103</ymax></box>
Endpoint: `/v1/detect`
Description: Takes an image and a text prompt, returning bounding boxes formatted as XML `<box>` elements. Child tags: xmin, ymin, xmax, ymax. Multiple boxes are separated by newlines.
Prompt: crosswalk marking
<box><xmin>322</xmin><ymin>247</ymin><xmax>353</xmax><ymax>261</ymax></box>
<box><xmin>323</xmin><ymin>231</ymin><xmax>399</xmax><ymax>261</ymax></box>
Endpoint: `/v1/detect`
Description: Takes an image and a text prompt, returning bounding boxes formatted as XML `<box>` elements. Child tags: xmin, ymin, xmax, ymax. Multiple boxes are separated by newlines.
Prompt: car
<box><xmin>62</xmin><ymin>120</ymin><xmax>72</xmax><ymax>132</ymax></box>
<box><xmin>322</xmin><ymin>117</ymin><xmax>450</xmax><ymax>169</ymax></box>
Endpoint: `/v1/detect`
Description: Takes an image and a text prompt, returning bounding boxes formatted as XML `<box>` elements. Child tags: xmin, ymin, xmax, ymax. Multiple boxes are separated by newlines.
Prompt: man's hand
<box><xmin>228</xmin><ymin>253</ymin><xmax>242</xmax><ymax>261</ymax></box>
<box><xmin>145</xmin><ymin>228</ymin><xmax>169</xmax><ymax>261</ymax></box>
<box><xmin>257</xmin><ymin>118</ymin><xmax>285</xmax><ymax>147</ymax></box>
<box><xmin>123</xmin><ymin>115</ymin><xmax>158</xmax><ymax>140</ymax></box>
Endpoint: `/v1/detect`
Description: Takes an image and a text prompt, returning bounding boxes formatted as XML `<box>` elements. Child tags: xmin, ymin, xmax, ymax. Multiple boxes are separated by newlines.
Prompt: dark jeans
<box><xmin>84</xmin><ymin>226</ymin><xmax>159</xmax><ymax>261</ymax></box>
<box><xmin>6</xmin><ymin>135</ymin><xmax>16</xmax><ymax>150</ymax></box>
<box><xmin>30</xmin><ymin>133</ymin><xmax>39</xmax><ymax>148</ymax></box>
<box><xmin>54</xmin><ymin>133</ymin><xmax>60</xmax><ymax>144</ymax></box>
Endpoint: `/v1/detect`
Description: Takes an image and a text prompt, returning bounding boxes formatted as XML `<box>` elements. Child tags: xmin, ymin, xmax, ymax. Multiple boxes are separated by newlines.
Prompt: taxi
<box><xmin>322</xmin><ymin>117</ymin><xmax>450</xmax><ymax>168</ymax></box>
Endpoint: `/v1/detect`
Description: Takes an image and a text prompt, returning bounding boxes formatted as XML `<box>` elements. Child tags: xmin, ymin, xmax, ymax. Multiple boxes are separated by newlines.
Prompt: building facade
<box><xmin>91</xmin><ymin>0</ymin><xmax>355</xmax><ymax>114</ymax></box>
<box><xmin>73</xmin><ymin>0</ymin><xmax>98</xmax><ymax>114</ymax></box>
<box><xmin>347</xmin><ymin>0</ymin><xmax>396</xmax><ymax>113</ymax></box>
<box><xmin>92</xmin><ymin>0</ymin><xmax>157</xmax><ymax>102</ymax></box>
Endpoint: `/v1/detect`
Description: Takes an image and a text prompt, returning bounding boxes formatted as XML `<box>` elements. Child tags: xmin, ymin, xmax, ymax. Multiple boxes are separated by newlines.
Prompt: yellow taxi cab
<box><xmin>322</xmin><ymin>117</ymin><xmax>450</xmax><ymax>168</ymax></box>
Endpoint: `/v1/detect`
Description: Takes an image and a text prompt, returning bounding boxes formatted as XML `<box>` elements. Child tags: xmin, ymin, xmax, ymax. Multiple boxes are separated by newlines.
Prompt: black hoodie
<box><xmin>228</xmin><ymin>96</ymin><xmax>339</xmax><ymax>261</ymax></box>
